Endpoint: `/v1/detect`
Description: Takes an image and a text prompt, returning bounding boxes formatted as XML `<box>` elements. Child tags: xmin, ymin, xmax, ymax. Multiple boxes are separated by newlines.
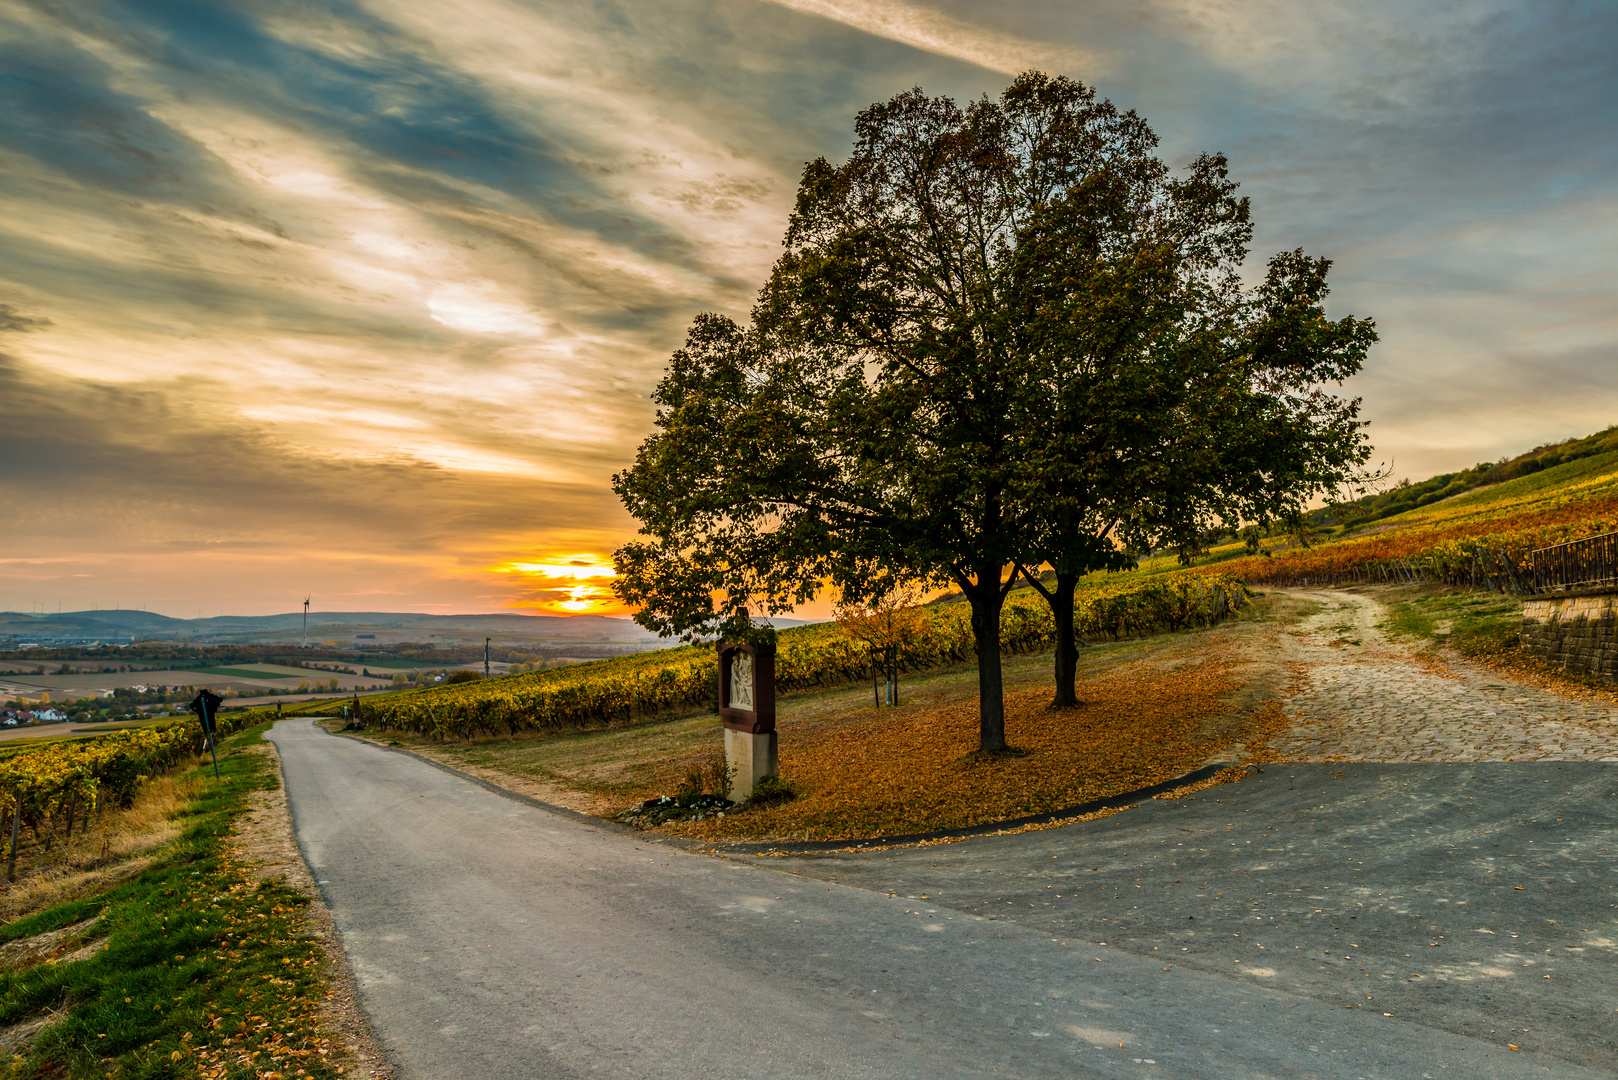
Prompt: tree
<box><xmin>1016</xmin><ymin>246</ymin><xmax>1376</xmax><ymax>704</ymax></box>
<box><xmin>991</xmin><ymin>74</ymin><xmax>1244</xmax><ymax>704</ymax></box>
<box><xmin>834</xmin><ymin>581</ymin><xmax>928</xmax><ymax>707</ymax></box>
<box><xmin>614</xmin><ymin>72</ymin><xmax>1375</xmax><ymax>753</ymax></box>
<box><xmin>976</xmin><ymin>75</ymin><xmax>1376</xmax><ymax>708</ymax></box>
<box><xmin>615</xmin><ymin>81</ymin><xmax>1066</xmax><ymax>752</ymax></box>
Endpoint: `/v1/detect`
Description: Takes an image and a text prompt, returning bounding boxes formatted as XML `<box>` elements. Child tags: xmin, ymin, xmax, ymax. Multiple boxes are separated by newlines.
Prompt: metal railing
<box><xmin>1530</xmin><ymin>531</ymin><xmax>1618</xmax><ymax>593</ymax></box>
<box><xmin>1241</xmin><ymin>550</ymin><xmax>1530</xmax><ymax>595</ymax></box>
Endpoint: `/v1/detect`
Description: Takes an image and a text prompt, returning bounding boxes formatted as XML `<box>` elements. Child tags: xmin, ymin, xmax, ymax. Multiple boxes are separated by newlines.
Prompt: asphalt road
<box><xmin>268</xmin><ymin>719</ymin><xmax>1614</xmax><ymax>1079</ymax></box>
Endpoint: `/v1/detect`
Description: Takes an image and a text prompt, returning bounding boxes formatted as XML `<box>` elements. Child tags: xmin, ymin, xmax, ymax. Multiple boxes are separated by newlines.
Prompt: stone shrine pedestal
<box><xmin>723</xmin><ymin>727</ymin><xmax>778</xmax><ymax>803</ymax></box>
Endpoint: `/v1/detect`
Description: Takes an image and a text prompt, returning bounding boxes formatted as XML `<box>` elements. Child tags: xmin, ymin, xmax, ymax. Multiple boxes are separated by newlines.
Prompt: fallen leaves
<box><xmin>675</xmin><ymin>644</ymin><xmax>1254</xmax><ymax>842</ymax></box>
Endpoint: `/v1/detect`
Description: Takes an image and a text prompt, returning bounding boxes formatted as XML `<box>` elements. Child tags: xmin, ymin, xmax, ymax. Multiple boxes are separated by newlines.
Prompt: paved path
<box><xmin>793</xmin><ymin>761</ymin><xmax>1618</xmax><ymax>1074</ymax></box>
<box><xmin>1267</xmin><ymin>589</ymin><xmax>1618</xmax><ymax>762</ymax></box>
<box><xmin>268</xmin><ymin>720</ymin><xmax>1611</xmax><ymax>1078</ymax></box>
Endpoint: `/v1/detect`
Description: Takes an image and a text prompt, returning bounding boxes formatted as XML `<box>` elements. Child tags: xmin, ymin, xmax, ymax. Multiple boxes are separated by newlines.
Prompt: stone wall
<box><xmin>1521</xmin><ymin>591</ymin><xmax>1618</xmax><ymax>679</ymax></box>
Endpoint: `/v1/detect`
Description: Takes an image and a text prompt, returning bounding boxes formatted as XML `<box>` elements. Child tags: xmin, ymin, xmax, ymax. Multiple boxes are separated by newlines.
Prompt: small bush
<box><xmin>444</xmin><ymin>670</ymin><xmax>483</xmax><ymax>685</ymax></box>
<box><xmin>678</xmin><ymin>750</ymin><xmax>731</xmax><ymax>800</ymax></box>
<box><xmin>745</xmin><ymin>774</ymin><xmax>797</xmax><ymax>808</ymax></box>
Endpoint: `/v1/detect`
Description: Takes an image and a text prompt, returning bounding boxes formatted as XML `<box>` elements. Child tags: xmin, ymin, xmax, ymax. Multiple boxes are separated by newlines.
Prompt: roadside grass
<box><xmin>0</xmin><ymin>724</ymin><xmax>345</xmax><ymax>1080</ymax></box>
<box><xmin>1381</xmin><ymin>586</ymin><xmax>1523</xmax><ymax>653</ymax></box>
<box><xmin>338</xmin><ymin>599</ymin><xmax>1284</xmax><ymax>842</ymax></box>
<box><xmin>0</xmin><ymin>773</ymin><xmax>204</xmax><ymax>925</ymax></box>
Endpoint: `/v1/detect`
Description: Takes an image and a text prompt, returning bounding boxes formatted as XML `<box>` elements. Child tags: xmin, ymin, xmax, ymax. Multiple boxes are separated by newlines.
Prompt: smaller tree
<box><xmin>833</xmin><ymin>581</ymin><xmax>929</xmax><ymax>707</ymax></box>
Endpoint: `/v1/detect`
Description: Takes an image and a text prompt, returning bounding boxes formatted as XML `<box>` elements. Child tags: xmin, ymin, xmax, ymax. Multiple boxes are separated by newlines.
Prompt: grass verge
<box><xmin>0</xmin><ymin>773</ymin><xmax>203</xmax><ymax>926</ymax></box>
<box><xmin>0</xmin><ymin>723</ymin><xmax>346</xmax><ymax>1080</ymax></box>
<box><xmin>1381</xmin><ymin>585</ymin><xmax>1521</xmax><ymax>647</ymax></box>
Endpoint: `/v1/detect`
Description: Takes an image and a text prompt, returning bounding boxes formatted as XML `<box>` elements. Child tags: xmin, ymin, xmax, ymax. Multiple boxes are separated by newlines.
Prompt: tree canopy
<box><xmin>613</xmin><ymin>72</ymin><xmax>1376</xmax><ymax>752</ymax></box>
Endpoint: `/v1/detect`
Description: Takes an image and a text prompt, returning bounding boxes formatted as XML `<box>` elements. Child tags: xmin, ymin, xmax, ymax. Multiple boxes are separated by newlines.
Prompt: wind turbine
<box><xmin>302</xmin><ymin>595</ymin><xmax>311</xmax><ymax>649</ymax></box>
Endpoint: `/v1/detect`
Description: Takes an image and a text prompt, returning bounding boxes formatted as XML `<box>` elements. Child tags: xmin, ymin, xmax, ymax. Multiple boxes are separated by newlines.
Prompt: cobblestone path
<box><xmin>1265</xmin><ymin>588</ymin><xmax>1618</xmax><ymax>762</ymax></box>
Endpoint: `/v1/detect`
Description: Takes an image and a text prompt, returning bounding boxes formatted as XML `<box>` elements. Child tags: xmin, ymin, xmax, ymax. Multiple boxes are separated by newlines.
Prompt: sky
<box><xmin>1</xmin><ymin>0</ymin><xmax>1615</xmax><ymax>620</ymax></box>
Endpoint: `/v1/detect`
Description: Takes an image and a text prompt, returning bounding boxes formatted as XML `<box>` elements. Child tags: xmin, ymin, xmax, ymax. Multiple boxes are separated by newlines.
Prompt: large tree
<box><xmin>616</xmin><ymin>83</ymin><xmax>1058</xmax><ymax>752</ymax></box>
<box><xmin>613</xmin><ymin>72</ymin><xmax>1375</xmax><ymax>751</ymax></box>
<box><xmin>989</xmin><ymin>76</ymin><xmax>1375</xmax><ymax>708</ymax></box>
<box><xmin>1012</xmin><ymin>239</ymin><xmax>1376</xmax><ymax>706</ymax></box>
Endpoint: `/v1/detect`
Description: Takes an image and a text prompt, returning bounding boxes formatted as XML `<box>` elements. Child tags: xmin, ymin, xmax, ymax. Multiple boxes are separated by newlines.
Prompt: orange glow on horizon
<box><xmin>495</xmin><ymin>553</ymin><xmax>627</xmax><ymax>615</ymax></box>
<box><xmin>499</xmin><ymin>555</ymin><xmax>617</xmax><ymax>580</ymax></box>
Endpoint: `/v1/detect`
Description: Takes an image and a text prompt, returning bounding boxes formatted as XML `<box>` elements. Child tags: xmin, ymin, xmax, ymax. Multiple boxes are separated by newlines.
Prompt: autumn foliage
<box><xmin>0</xmin><ymin>714</ymin><xmax>254</xmax><ymax>861</ymax></box>
<box><xmin>664</xmin><ymin>644</ymin><xmax>1249</xmax><ymax>842</ymax></box>
<box><xmin>1219</xmin><ymin>496</ymin><xmax>1618</xmax><ymax>586</ymax></box>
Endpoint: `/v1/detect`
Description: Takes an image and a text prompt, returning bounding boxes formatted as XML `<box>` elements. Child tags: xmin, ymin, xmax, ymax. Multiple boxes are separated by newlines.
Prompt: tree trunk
<box><xmin>1020</xmin><ymin>567</ymin><xmax>1087</xmax><ymax>708</ymax></box>
<box><xmin>966</xmin><ymin>578</ymin><xmax>1009</xmax><ymax>753</ymax></box>
<box><xmin>1050</xmin><ymin>572</ymin><xmax>1082</xmax><ymax>708</ymax></box>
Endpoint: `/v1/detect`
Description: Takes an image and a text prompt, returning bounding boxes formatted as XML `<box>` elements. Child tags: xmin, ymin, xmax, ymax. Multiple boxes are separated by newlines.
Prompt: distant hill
<box><xmin>0</xmin><ymin>608</ymin><xmax>659</xmax><ymax>645</ymax></box>
<box><xmin>1311</xmin><ymin>423</ymin><xmax>1618</xmax><ymax>529</ymax></box>
<box><xmin>0</xmin><ymin>607</ymin><xmax>814</xmax><ymax>647</ymax></box>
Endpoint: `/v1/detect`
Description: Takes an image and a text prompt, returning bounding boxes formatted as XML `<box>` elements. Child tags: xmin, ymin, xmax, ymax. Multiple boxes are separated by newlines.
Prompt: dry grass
<box><xmin>0</xmin><ymin>916</ymin><xmax>102</xmax><ymax>971</ymax></box>
<box><xmin>0</xmin><ymin>768</ymin><xmax>206</xmax><ymax>923</ymax></box>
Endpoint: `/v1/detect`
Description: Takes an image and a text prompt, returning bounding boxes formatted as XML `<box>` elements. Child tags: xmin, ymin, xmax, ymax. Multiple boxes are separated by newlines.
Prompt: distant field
<box><xmin>183</xmin><ymin>665</ymin><xmax>302</xmax><ymax>681</ymax></box>
<box><xmin>0</xmin><ymin>713</ymin><xmax>172</xmax><ymax>750</ymax></box>
<box><xmin>227</xmin><ymin>663</ymin><xmax>322</xmax><ymax>678</ymax></box>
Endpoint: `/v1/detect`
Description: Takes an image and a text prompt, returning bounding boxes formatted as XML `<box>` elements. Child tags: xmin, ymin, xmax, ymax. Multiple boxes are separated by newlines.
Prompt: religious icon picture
<box><xmin>728</xmin><ymin>650</ymin><xmax>754</xmax><ymax>711</ymax></box>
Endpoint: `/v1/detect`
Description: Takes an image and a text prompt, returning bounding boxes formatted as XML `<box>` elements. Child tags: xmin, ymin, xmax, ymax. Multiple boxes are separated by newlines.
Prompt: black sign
<box><xmin>188</xmin><ymin>688</ymin><xmax>223</xmax><ymax>734</ymax></box>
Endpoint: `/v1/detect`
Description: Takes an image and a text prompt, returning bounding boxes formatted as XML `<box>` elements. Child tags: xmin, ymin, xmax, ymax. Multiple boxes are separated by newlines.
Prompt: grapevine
<box><xmin>0</xmin><ymin>710</ymin><xmax>253</xmax><ymax>860</ymax></box>
<box><xmin>1218</xmin><ymin>496</ymin><xmax>1618</xmax><ymax>588</ymax></box>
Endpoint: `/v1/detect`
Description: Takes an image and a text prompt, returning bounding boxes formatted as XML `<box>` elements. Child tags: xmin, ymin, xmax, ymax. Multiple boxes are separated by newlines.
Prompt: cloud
<box><xmin>0</xmin><ymin>350</ymin><xmax>634</xmax><ymax>614</ymax></box>
<box><xmin>0</xmin><ymin>303</ymin><xmax>48</xmax><ymax>332</ymax></box>
<box><xmin>1</xmin><ymin>0</ymin><xmax>1615</xmax><ymax>615</ymax></box>
<box><xmin>427</xmin><ymin>281</ymin><xmax>549</xmax><ymax>337</ymax></box>
<box><xmin>760</xmin><ymin>0</ymin><xmax>1108</xmax><ymax>77</ymax></box>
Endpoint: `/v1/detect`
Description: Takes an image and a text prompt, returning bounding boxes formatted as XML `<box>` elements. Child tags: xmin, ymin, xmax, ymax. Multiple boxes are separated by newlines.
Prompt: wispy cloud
<box><xmin>761</xmin><ymin>0</ymin><xmax>1109</xmax><ymax>77</ymax></box>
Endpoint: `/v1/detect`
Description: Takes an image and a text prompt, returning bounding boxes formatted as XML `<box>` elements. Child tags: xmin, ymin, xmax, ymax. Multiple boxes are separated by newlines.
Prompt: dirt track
<box><xmin>1264</xmin><ymin>588</ymin><xmax>1618</xmax><ymax>763</ymax></box>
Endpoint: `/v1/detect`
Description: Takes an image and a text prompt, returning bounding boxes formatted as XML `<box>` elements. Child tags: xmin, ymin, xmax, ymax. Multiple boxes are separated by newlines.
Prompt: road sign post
<box><xmin>189</xmin><ymin>688</ymin><xmax>223</xmax><ymax>779</ymax></box>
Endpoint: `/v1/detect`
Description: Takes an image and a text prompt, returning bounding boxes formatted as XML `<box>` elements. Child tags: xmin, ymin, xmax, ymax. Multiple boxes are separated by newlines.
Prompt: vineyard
<box><xmin>1207</xmin><ymin>447</ymin><xmax>1618</xmax><ymax>592</ymax></box>
<box><xmin>349</xmin><ymin>572</ymin><xmax>1248</xmax><ymax>742</ymax></box>
<box><xmin>0</xmin><ymin>710</ymin><xmax>256</xmax><ymax>877</ymax></box>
